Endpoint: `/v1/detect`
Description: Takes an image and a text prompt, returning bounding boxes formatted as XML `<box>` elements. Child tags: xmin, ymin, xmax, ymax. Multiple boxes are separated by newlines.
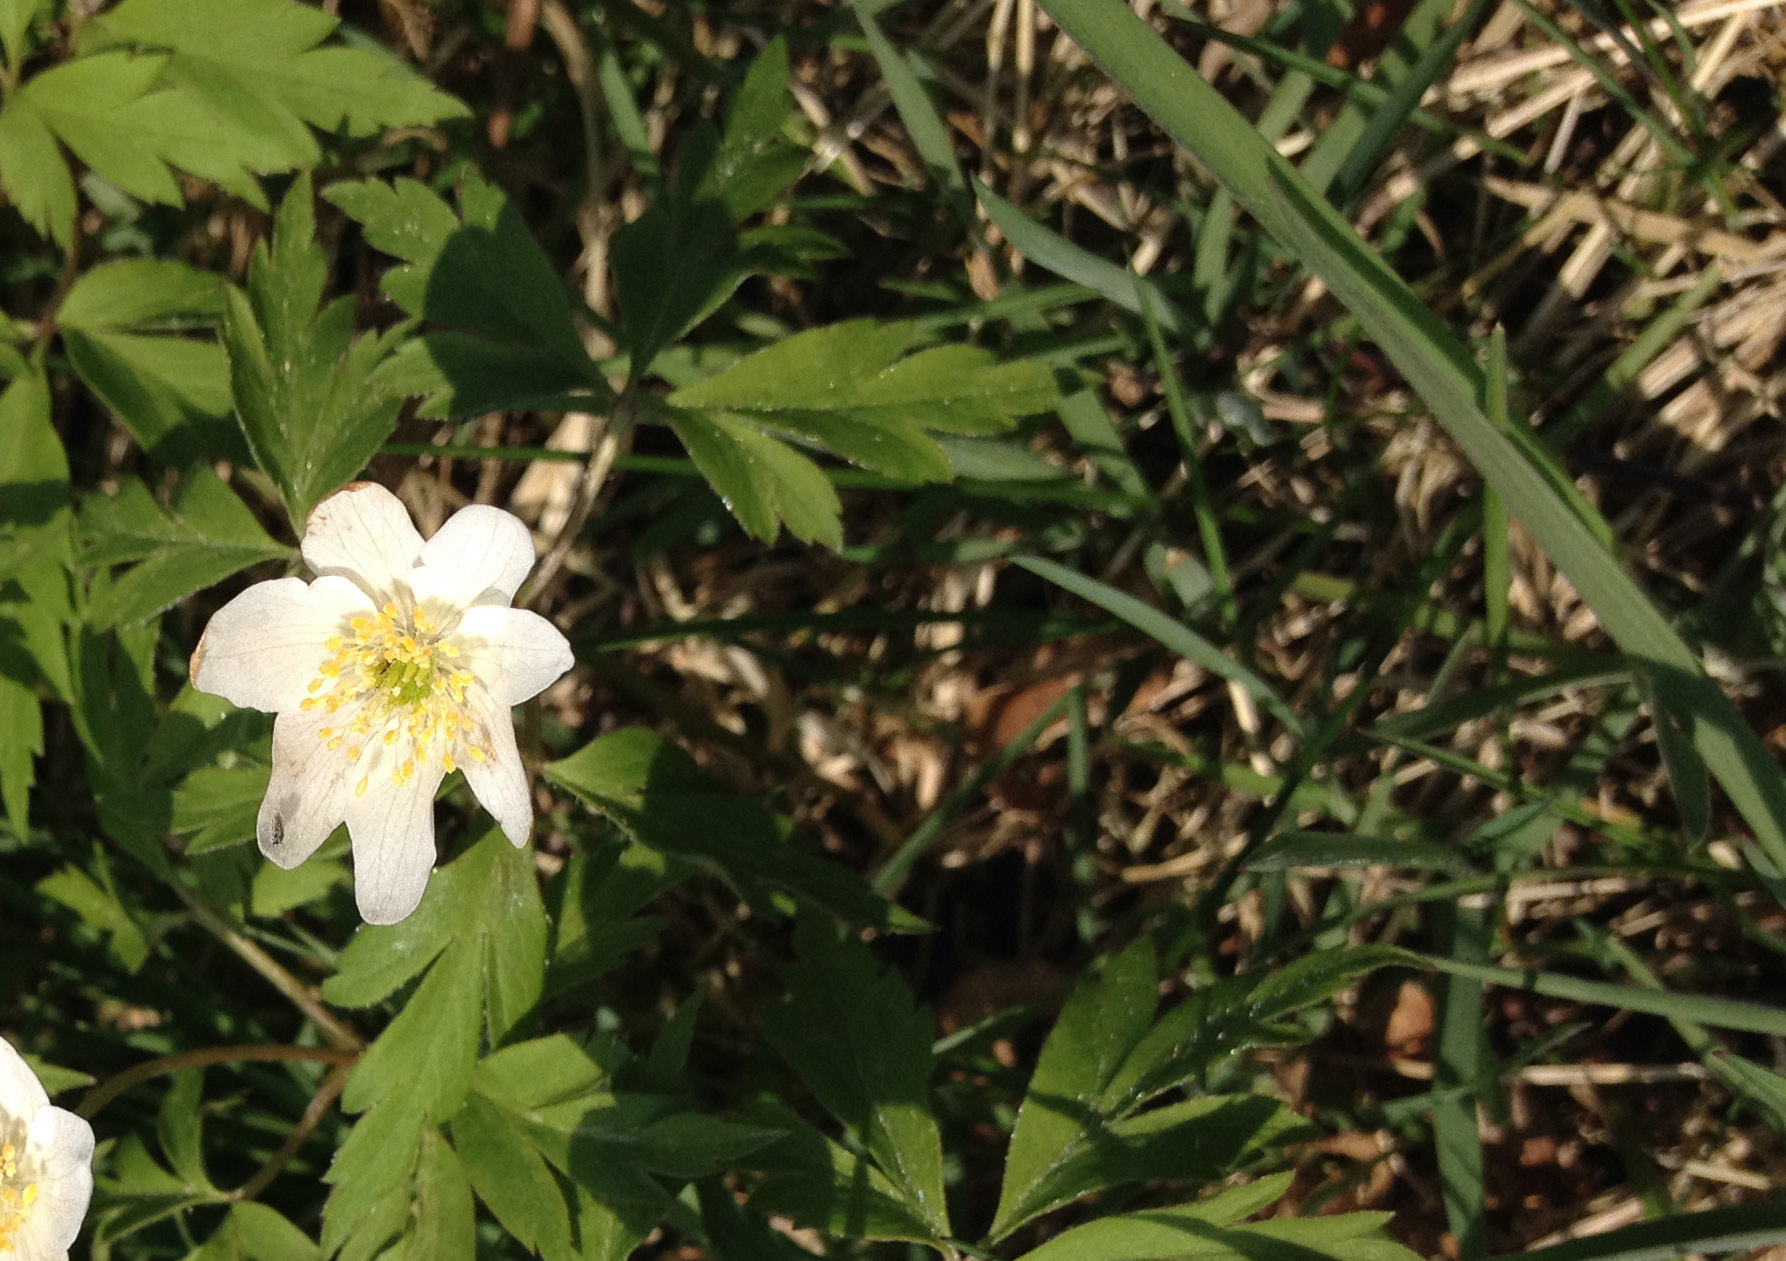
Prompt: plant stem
<box><xmin>174</xmin><ymin>884</ymin><xmax>364</xmax><ymax>1052</ymax></box>
<box><xmin>521</xmin><ymin>392</ymin><xmax>635</xmax><ymax>610</ymax></box>
<box><xmin>77</xmin><ymin>1044</ymin><xmax>357</xmax><ymax>1120</ymax></box>
<box><xmin>229</xmin><ymin>1062</ymin><xmax>353</xmax><ymax>1202</ymax></box>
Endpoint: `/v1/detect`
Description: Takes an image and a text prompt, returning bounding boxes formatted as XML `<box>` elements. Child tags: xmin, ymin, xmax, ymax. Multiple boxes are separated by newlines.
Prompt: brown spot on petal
<box><xmin>306</xmin><ymin>480</ymin><xmax>383</xmax><ymax>531</ymax></box>
<box><xmin>188</xmin><ymin>630</ymin><xmax>207</xmax><ymax>686</ymax></box>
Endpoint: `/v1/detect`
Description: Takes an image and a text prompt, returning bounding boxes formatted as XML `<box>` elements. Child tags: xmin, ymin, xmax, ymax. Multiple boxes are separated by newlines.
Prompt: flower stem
<box><xmin>173</xmin><ymin>884</ymin><xmax>364</xmax><ymax>1052</ymax></box>
<box><xmin>76</xmin><ymin>1044</ymin><xmax>357</xmax><ymax>1120</ymax></box>
<box><xmin>520</xmin><ymin>393</ymin><xmax>636</xmax><ymax>610</ymax></box>
<box><xmin>228</xmin><ymin>1062</ymin><xmax>353</xmax><ymax>1203</ymax></box>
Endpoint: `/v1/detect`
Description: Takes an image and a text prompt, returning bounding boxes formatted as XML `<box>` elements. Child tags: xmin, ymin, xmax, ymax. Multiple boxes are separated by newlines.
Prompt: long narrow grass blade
<box><xmin>1502</xmin><ymin>1199</ymin><xmax>1786</xmax><ymax>1261</ymax></box>
<box><xmin>855</xmin><ymin>5</ymin><xmax>973</xmax><ymax>222</ymax></box>
<box><xmin>1035</xmin><ymin>0</ymin><xmax>1786</xmax><ymax>873</ymax></box>
<box><xmin>1415</xmin><ymin>954</ymin><xmax>1786</xmax><ymax>1037</ymax></box>
<box><xmin>1134</xmin><ymin>276</ymin><xmax>1233</xmax><ymax>624</ymax></box>
<box><xmin>976</xmin><ymin>179</ymin><xmax>1193</xmax><ymax>337</ymax></box>
<box><xmin>1433</xmin><ymin>900</ymin><xmax>1491</xmax><ymax>1261</ymax></box>
<box><xmin>1015</xmin><ymin>554</ymin><xmax>1302</xmax><ymax>738</ymax></box>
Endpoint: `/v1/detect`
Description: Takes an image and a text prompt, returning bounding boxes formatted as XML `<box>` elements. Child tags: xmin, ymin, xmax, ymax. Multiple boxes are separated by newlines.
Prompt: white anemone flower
<box><xmin>0</xmin><ymin>1038</ymin><xmax>94</xmax><ymax>1261</ymax></box>
<box><xmin>190</xmin><ymin>483</ymin><xmax>574</xmax><ymax>924</ymax></box>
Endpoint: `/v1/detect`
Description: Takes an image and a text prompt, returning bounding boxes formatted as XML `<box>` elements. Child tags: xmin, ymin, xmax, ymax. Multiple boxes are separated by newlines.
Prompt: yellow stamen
<box><xmin>302</xmin><ymin>592</ymin><xmax>488</xmax><ymax>797</ymax></box>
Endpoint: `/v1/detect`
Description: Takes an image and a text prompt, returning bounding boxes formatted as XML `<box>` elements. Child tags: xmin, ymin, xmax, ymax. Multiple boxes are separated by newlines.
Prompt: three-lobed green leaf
<box><xmin>992</xmin><ymin>937</ymin><xmax>1160</xmax><ymax>1239</ymax></box>
<box><xmin>544</xmin><ymin>727</ymin><xmax>920</xmax><ymax>931</ymax></box>
<box><xmin>663</xmin><ymin>318</ymin><xmax>1058</xmax><ymax>545</ymax></box>
<box><xmin>326</xmin><ymin>173</ymin><xmax>610</xmax><ymax>419</ymax></box>
<box><xmin>79</xmin><ymin>467</ymin><xmax>289</xmax><ymax>629</ymax></box>
<box><xmin>322</xmin><ymin>830</ymin><xmax>550</xmax><ymax>1256</ymax></box>
<box><xmin>994</xmin><ymin>940</ymin><xmax>1400</xmax><ymax>1240</ymax></box>
<box><xmin>222</xmin><ymin>174</ymin><xmax>407</xmax><ymax>523</ymax></box>
<box><xmin>760</xmin><ymin>917</ymin><xmax>951</xmax><ymax>1241</ymax></box>
<box><xmin>0</xmin><ymin>0</ymin><xmax>462</xmax><ymax>244</ymax></box>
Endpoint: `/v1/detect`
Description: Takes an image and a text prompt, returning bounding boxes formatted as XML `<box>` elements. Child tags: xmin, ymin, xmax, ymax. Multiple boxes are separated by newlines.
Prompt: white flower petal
<box><xmin>416</xmin><ymin>505</ymin><xmax>538</xmax><ymax>608</ymax></box>
<box><xmin>461</xmin><ymin>690</ymin><xmax>531</xmax><ymax>847</ymax></box>
<box><xmin>191</xmin><ymin>576</ymin><xmax>373</xmax><ymax>712</ymax></box>
<box><xmin>345</xmin><ymin>768</ymin><xmax>447</xmax><ymax>925</ymax></box>
<box><xmin>456</xmin><ymin>606</ymin><xmax>574</xmax><ymax>706</ymax></box>
<box><xmin>258</xmin><ymin>709</ymin><xmax>354</xmax><ymax>870</ymax></box>
<box><xmin>21</xmin><ymin>1106</ymin><xmax>94</xmax><ymax>1254</ymax></box>
<box><xmin>0</xmin><ymin>1036</ymin><xmax>49</xmax><ymax>1120</ymax></box>
<box><xmin>301</xmin><ymin>483</ymin><xmax>424</xmax><ymax>599</ymax></box>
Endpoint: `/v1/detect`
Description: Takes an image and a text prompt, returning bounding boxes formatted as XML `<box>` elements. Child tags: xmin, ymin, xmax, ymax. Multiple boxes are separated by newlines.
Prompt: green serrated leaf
<box><xmin>321</xmin><ymin>1099</ymin><xmax>421</xmax><ymax>1258</ymax></box>
<box><xmin>80</xmin><ymin>468</ymin><xmax>288</xmax><ymax>628</ymax></box>
<box><xmin>1104</xmin><ymin>946</ymin><xmax>1412</xmax><ymax>1111</ymax></box>
<box><xmin>1012</xmin><ymin>1200</ymin><xmax>1421</xmax><ymax>1261</ymax></box>
<box><xmin>340</xmin><ymin>930</ymin><xmax>482</xmax><ymax>1119</ymax></box>
<box><xmin>156</xmin><ymin>1069</ymin><xmax>217</xmax><ymax>1194</ymax></box>
<box><xmin>96</xmin><ymin>0</ymin><xmax>465</xmax><ymax>141</ymax></box>
<box><xmin>206</xmin><ymin>1203</ymin><xmax>322</xmax><ymax>1261</ymax></box>
<box><xmin>408</xmin><ymin>1128</ymin><xmax>474</xmax><ymax>1261</ymax></box>
<box><xmin>546</xmin><ymin>844</ymin><xmax>678</xmax><ymax>992</ymax></box>
<box><xmin>611</xmin><ymin>181</ymin><xmax>740</xmax><ymax>376</ymax></box>
<box><xmin>91</xmin><ymin>1132</ymin><xmax>218</xmax><ymax>1246</ymax></box>
<box><xmin>326</xmin><ymin>827</ymin><xmax>547</xmax><ymax>1052</ymax></box>
<box><xmin>58</xmin><ymin>260</ymin><xmax>234</xmax><ymax>462</ymax></box>
<box><xmin>323</xmin><ymin>176</ymin><xmax>461</xmax><ymax>265</ymax></box>
<box><xmin>60</xmin><ymin>258</ymin><xmax>225</xmax><ymax>329</ymax></box>
<box><xmin>250</xmin><ymin>855</ymin><xmax>348</xmax><ymax>916</ymax></box>
<box><xmin>222</xmin><ymin>175</ymin><xmax>405</xmax><ymax>521</ymax></box>
<box><xmin>325</xmin><ymin>173</ymin><xmax>607</xmax><ymax>419</ymax></box>
<box><xmin>663</xmin><ymin>321</ymin><xmax>1057</xmax><ymax>514</ymax></box>
<box><xmin>574</xmin><ymin>1182</ymin><xmax>655</xmax><ymax>1261</ymax></box>
<box><xmin>746</xmin><ymin>1112</ymin><xmax>944</xmax><ymax>1245</ymax></box>
<box><xmin>0</xmin><ymin>94</ymin><xmax>75</xmax><ymax>244</ymax></box>
<box><xmin>36</xmin><ymin>860</ymin><xmax>151</xmax><ymax>972</ymax></box>
<box><xmin>324</xmin><ymin>879</ymin><xmax>461</xmax><ymax>1008</ymax></box>
<box><xmin>760</xmin><ymin>917</ymin><xmax>949</xmax><ymax>1238</ymax></box>
<box><xmin>15</xmin><ymin>51</ymin><xmax>180</xmax><ymax>196</ymax></box>
<box><xmin>171</xmin><ymin>764</ymin><xmax>270</xmax><ymax>855</ymax></box>
<box><xmin>993</xmin><ymin>938</ymin><xmax>1157</xmax><ymax>1239</ymax></box>
<box><xmin>1011</xmin><ymin>1096</ymin><xmax>1311</xmax><ymax>1232</ymax></box>
<box><xmin>0</xmin><ymin>667</ymin><xmax>43</xmax><ymax>838</ymax></box>
<box><xmin>474</xmin><ymin>1036</ymin><xmax>608</xmax><ymax>1114</ymax></box>
<box><xmin>666</xmin><ymin>409</ymin><xmax>844</xmax><ymax>547</ymax></box>
<box><xmin>449</xmin><ymin>1093</ymin><xmax>576</xmax><ymax>1258</ymax></box>
<box><xmin>481</xmin><ymin>835</ymin><xmax>548</xmax><ymax>1045</ymax></box>
<box><xmin>544</xmin><ymin>728</ymin><xmax>918</xmax><ymax>930</ymax></box>
<box><xmin>696</xmin><ymin>36</ymin><xmax>806</xmax><ymax>220</ymax></box>
<box><xmin>0</xmin><ymin>371</ymin><xmax>71</xmax><ymax>583</ymax></box>
<box><xmin>64</xmin><ymin>329</ymin><xmax>234</xmax><ymax>461</ymax></box>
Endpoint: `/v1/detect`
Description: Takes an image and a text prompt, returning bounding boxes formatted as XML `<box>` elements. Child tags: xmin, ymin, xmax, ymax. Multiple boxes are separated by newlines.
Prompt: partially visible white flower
<box><xmin>0</xmin><ymin>1038</ymin><xmax>94</xmax><ymax>1261</ymax></box>
<box><xmin>190</xmin><ymin>483</ymin><xmax>574</xmax><ymax>924</ymax></box>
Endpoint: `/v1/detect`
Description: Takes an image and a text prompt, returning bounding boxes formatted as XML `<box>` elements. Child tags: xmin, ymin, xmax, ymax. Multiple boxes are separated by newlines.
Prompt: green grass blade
<box><xmin>1500</xmin><ymin>1199</ymin><xmax>1786</xmax><ymax>1261</ymax></box>
<box><xmin>1035</xmin><ymin>0</ymin><xmax>1786</xmax><ymax>873</ymax></box>
<box><xmin>1015</xmin><ymin>554</ymin><xmax>1301</xmax><ymax>738</ymax></box>
<box><xmin>1482</xmin><ymin>328</ymin><xmax>1511</xmax><ymax>687</ymax></box>
<box><xmin>1134</xmin><ymin>275</ymin><xmax>1233</xmax><ymax>624</ymax></box>
<box><xmin>1553</xmin><ymin>265</ymin><xmax>1723</xmax><ymax>447</ymax></box>
<box><xmin>976</xmin><ymin>179</ymin><xmax>1193</xmax><ymax>337</ymax></box>
<box><xmin>1413</xmin><ymin>954</ymin><xmax>1786</xmax><ymax>1038</ymax></box>
<box><xmin>1330</xmin><ymin>0</ymin><xmax>1491</xmax><ymax>199</ymax></box>
<box><xmin>1298</xmin><ymin>0</ymin><xmax>1462</xmax><ymax>196</ymax></box>
<box><xmin>855</xmin><ymin>4</ymin><xmax>973</xmax><ymax>223</ymax></box>
<box><xmin>1432</xmin><ymin>899</ymin><xmax>1491</xmax><ymax>1261</ymax></box>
